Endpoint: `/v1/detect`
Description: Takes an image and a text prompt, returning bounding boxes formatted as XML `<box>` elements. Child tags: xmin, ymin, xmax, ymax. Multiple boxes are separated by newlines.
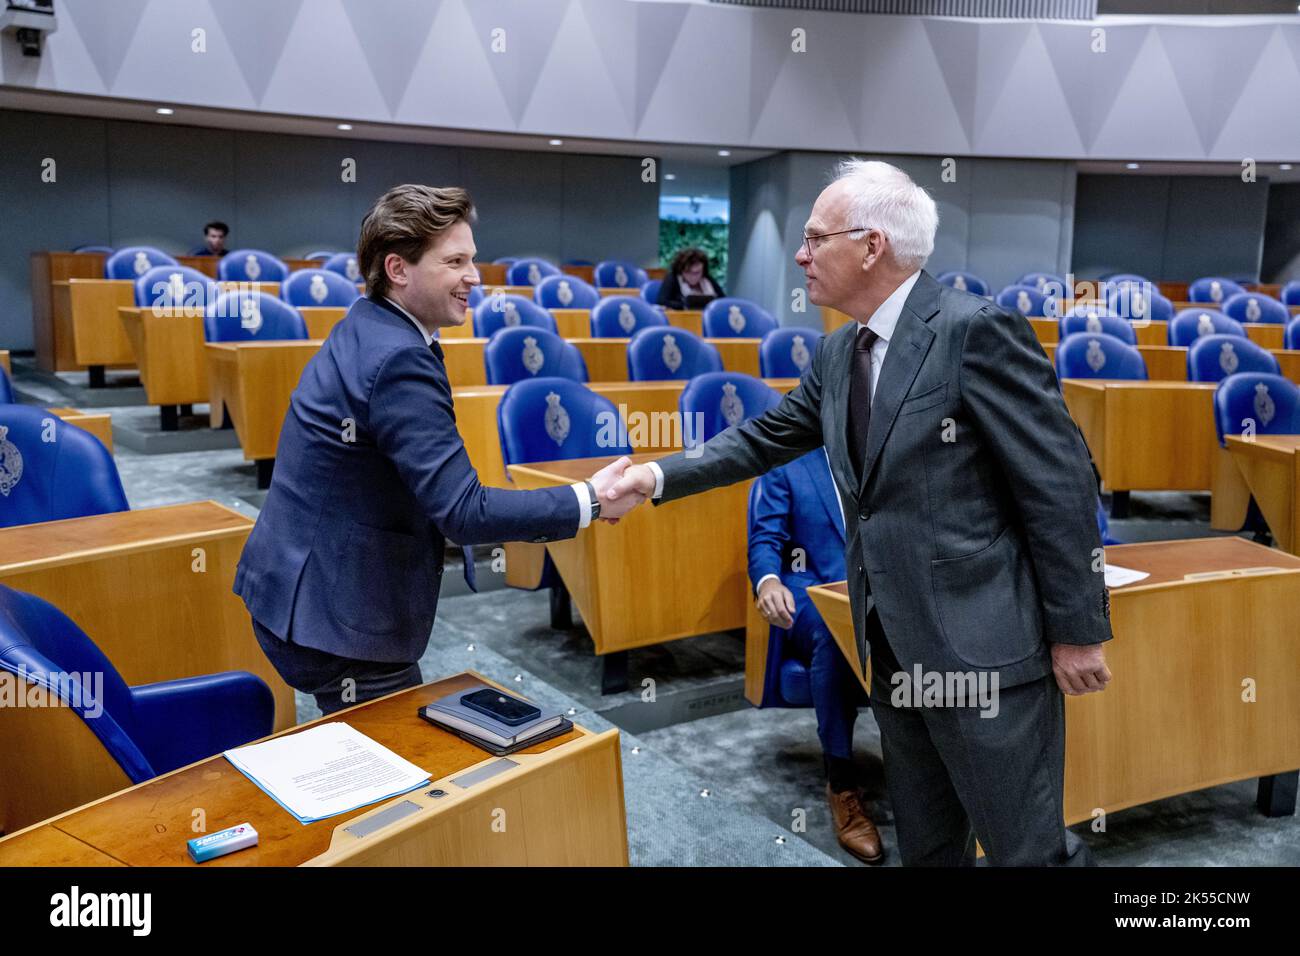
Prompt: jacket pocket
<box><xmin>899</xmin><ymin>381</ymin><xmax>947</xmax><ymax>415</ymax></box>
<box><xmin>327</xmin><ymin>522</ymin><xmax>416</xmax><ymax>636</ymax></box>
<box><xmin>930</xmin><ymin>526</ymin><xmax>1042</xmax><ymax>667</ymax></box>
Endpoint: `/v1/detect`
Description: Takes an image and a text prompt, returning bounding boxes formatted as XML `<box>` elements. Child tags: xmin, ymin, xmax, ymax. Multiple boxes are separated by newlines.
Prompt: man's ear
<box><xmin>385</xmin><ymin>252</ymin><xmax>407</xmax><ymax>290</ymax></box>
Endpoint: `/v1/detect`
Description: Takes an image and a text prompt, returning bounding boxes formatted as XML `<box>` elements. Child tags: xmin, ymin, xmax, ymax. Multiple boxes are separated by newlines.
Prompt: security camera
<box><xmin>1</xmin><ymin>1</ymin><xmax>57</xmax><ymax>58</ymax></box>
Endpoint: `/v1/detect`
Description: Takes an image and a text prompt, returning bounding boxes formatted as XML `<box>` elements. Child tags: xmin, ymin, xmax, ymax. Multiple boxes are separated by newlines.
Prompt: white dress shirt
<box><xmin>384</xmin><ymin>296</ymin><xmax>593</xmax><ymax>528</ymax></box>
<box><xmin>646</xmin><ymin>270</ymin><xmax>922</xmax><ymax>504</ymax></box>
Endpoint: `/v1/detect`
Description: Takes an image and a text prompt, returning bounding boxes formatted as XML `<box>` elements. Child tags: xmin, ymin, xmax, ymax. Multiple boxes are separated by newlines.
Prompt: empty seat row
<box><xmin>1054</xmin><ymin>330</ymin><xmax>1294</xmax><ymax>383</ymax></box>
<box><xmin>134</xmin><ymin>266</ymin><xmax>361</xmax><ymax>311</ymax></box>
<box><xmin>474</xmin><ymin>292</ymin><xmax>777</xmax><ymax>339</ymax></box>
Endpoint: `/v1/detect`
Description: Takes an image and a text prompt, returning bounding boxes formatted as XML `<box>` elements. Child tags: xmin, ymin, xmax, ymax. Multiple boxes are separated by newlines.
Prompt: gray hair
<box><xmin>832</xmin><ymin>159</ymin><xmax>939</xmax><ymax>271</ymax></box>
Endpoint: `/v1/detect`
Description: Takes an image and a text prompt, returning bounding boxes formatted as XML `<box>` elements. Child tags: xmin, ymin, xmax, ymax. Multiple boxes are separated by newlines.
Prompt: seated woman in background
<box><xmin>657</xmin><ymin>247</ymin><xmax>726</xmax><ymax>310</ymax></box>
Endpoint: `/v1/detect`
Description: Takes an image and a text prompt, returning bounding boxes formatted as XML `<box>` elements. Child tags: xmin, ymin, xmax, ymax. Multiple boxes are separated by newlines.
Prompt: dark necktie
<box><xmin>427</xmin><ymin>338</ymin><xmax>477</xmax><ymax>592</ymax></box>
<box><xmin>848</xmin><ymin>325</ymin><xmax>878</xmax><ymax>479</ymax></box>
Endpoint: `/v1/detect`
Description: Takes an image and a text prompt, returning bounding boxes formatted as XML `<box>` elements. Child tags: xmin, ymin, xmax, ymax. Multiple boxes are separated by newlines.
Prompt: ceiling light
<box><xmin>664</xmin><ymin>173</ymin><xmax>676</xmax><ymax>180</ymax></box>
<box><xmin>155</xmin><ymin>107</ymin><xmax>174</xmax><ymax>115</ymax></box>
<box><xmin>1281</xmin><ymin>164</ymin><xmax>1294</xmax><ymax>171</ymax></box>
<box><xmin>336</xmin><ymin>123</ymin><xmax>352</xmax><ymax>131</ymax></box>
<box><xmin>1125</xmin><ymin>162</ymin><xmax>1140</xmax><ymax>170</ymax></box>
<box><xmin>549</xmin><ymin>139</ymin><xmax>563</xmax><ymax>146</ymax></box>
<box><xmin>717</xmin><ymin>150</ymin><xmax>731</xmax><ymax>157</ymax></box>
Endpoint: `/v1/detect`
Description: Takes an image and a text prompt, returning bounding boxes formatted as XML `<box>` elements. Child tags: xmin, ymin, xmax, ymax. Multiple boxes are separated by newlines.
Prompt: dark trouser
<box><xmin>864</xmin><ymin>609</ymin><xmax>1093</xmax><ymax>867</ymax></box>
<box><xmin>788</xmin><ymin>601</ymin><xmax>868</xmax><ymax>760</ymax></box>
<box><xmin>252</xmin><ymin>619</ymin><xmax>423</xmax><ymax>716</ymax></box>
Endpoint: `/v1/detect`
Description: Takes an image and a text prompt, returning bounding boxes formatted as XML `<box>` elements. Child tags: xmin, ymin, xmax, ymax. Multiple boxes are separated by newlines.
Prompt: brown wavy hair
<box><xmin>357</xmin><ymin>184</ymin><xmax>476</xmax><ymax>297</ymax></box>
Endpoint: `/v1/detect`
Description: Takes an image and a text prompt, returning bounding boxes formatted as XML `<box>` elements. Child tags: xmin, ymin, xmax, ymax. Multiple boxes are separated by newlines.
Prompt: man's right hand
<box><xmin>605</xmin><ymin>462</ymin><xmax>657</xmax><ymax>505</ymax></box>
<box><xmin>756</xmin><ymin>577</ymin><xmax>796</xmax><ymax>629</ymax></box>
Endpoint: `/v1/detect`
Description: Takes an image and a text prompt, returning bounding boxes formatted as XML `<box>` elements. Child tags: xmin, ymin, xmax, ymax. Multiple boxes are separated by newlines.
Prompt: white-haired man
<box><xmin>609</xmin><ymin>159</ymin><xmax>1112</xmax><ymax>865</ymax></box>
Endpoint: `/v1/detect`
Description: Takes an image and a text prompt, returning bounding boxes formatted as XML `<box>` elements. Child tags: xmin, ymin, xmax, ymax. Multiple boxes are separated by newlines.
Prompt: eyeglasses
<box><xmin>801</xmin><ymin>226</ymin><xmax>871</xmax><ymax>258</ymax></box>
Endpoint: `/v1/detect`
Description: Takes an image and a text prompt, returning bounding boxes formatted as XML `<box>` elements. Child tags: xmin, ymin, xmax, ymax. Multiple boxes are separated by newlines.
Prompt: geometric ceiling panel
<box><xmin>464</xmin><ymin>0</ymin><xmax>568</xmax><ymax>126</ymax></box>
<box><xmin>921</xmin><ymin>17</ymin><xmax>981</xmax><ymax>149</ymax></box>
<box><xmin>747</xmin><ymin>12</ymin><xmax>860</xmax><ymax>147</ymax></box>
<box><xmin>1089</xmin><ymin>26</ymin><xmax>1206</xmax><ymax>159</ymax></box>
<box><xmin>975</xmin><ymin>23</ymin><xmax>1083</xmax><ymax>156</ymax></box>
<box><xmin>521</xmin><ymin>0</ymin><xmax>634</xmax><ymax>137</ymax></box>
<box><xmin>59</xmin><ymin>0</ymin><xmax>152</xmax><ymax>91</ymax></box>
<box><xmin>633</xmin><ymin>0</ymin><xmax>691</xmax><ymax>130</ymax></box>
<box><xmin>1211</xmin><ymin>26</ymin><xmax>1300</xmax><ymax>161</ymax></box>
<box><xmin>1038</xmin><ymin>20</ymin><xmax>1148</xmax><ymax>153</ymax></box>
<box><xmin>340</xmin><ymin>0</ymin><xmax>442</xmax><ymax>116</ymax></box>
<box><xmin>208</xmin><ymin>0</ymin><xmax>305</xmax><ymax>103</ymax></box>
<box><xmin>859</xmin><ymin>16</ymin><xmax>971</xmax><ymax>155</ymax></box>
<box><xmin>577</xmin><ymin>0</ymin><xmax>639</xmax><ymax>130</ymax></box>
<box><xmin>259</xmin><ymin>0</ymin><xmax>388</xmax><ymax>119</ymax></box>
<box><xmin>1161</xmin><ymin>22</ymin><xmax>1272</xmax><ymax>156</ymax></box>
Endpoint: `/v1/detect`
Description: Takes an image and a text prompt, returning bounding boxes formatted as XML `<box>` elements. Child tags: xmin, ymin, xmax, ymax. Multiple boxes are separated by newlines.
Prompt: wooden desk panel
<box><xmin>47</xmin><ymin>407</ymin><xmax>113</xmax><ymax>452</ymax></box>
<box><xmin>1272</xmin><ymin>349</ymin><xmax>1300</xmax><ymax>384</ymax></box>
<box><xmin>548</xmin><ymin>309</ymin><xmax>596</xmax><ymax>339</ymax></box>
<box><xmin>805</xmin><ymin>537</ymin><xmax>1300</xmax><ymax>826</ymax></box>
<box><xmin>477</xmin><ymin>263</ymin><xmax>507</xmax><ymax>285</ymax></box>
<box><xmin>66</xmin><ymin>279</ymin><xmax>136</xmax><ymax>367</ymax></box>
<box><xmin>31</xmin><ymin>251</ymin><xmax>105</xmax><ymax>372</ymax></box>
<box><xmin>509</xmin><ymin>455</ymin><xmax>751</xmax><ymax>654</ymax></box>
<box><xmin>297</xmin><ymin>307</ymin><xmax>346</xmax><ymax>339</ymax></box>
<box><xmin>0</xmin><ymin>672</ymin><xmax>627</xmax><ymax>867</ymax></box>
<box><xmin>175</xmin><ymin>255</ymin><xmax>219</xmax><ymax>278</ymax></box>
<box><xmin>0</xmin><ymin>502</ymin><xmax>295</xmax><ymax>830</ymax></box>
<box><xmin>440</xmin><ymin>338</ymin><xmax>489</xmax><ymax>388</ymax></box>
<box><xmin>1033</xmin><ymin>319</ymin><xmax>1169</xmax><ymax>349</ymax></box>
<box><xmin>1227</xmin><ymin>435</ymin><xmax>1300</xmax><ymax>553</ymax></box>
<box><xmin>1063</xmin><ymin>380</ymin><xmax>1217</xmax><ymax>491</ymax></box>
<box><xmin>665</xmin><ymin>310</ymin><xmax>704</xmax><ymax>336</ymax></box>
<box><xmin>206</xmin><ymin>341</ymin><xmax>319</xmax><ymax>459</ymax></box>
<box><xmin>119</xmin><ymin>308</ymin><xmax>209</xmax><ymax>406</ymax></box>
<box><xmin>1245</xmin><ymin>324</ymin><xmax>1285</xmax><ymax>350</ymax></box>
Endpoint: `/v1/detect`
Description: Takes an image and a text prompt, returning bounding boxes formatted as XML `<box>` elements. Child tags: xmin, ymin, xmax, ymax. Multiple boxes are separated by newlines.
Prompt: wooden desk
<box><xmin>477</xmin><ymin>263</ymin><xmax>507</xmax><ymax>285</ymax></box>
<box><xmin>47</xmin><ymin>407</ymin><xmax>113</xmax><ymax>452</ymax></box>
<box><xmin>0</xmin><ymin>502</ymin><xmax>295</xmax><ymax>831</ymax></box>
<box><xmin>0</xmin><ymin>672</ymin><xmax>627</xmax><ymax>867</ymax></box>
<box><xmin>31</xmin><ymin>251</ymin><xmax>105</xmax><ymax>372</ymax></box>
<box><xmin>1227</xmin><ymin>435</ymin><xmax>1300</xmax><ymax>553</ymax></box>
<box><xmin>806</xmin><ymin>536</ymin><xmax>1300</xmax><ymax>826</ymax></box>
<box><xmin>508</xmin><ymin>454</ymin><xmax>753</xmax><ymax>662</ymax></box>
<box><xmin>119</xmin><ymin>309</ymin><xmax>209</xmax><ymax>409</ymax></box>
<box><xmin>1063</xmin><ymin>380</ymin><xmax>1218</xmax><ymax>493</ymax></box>
<box><xmin>175</xmin><ymin>255</ymin><xmax>218</xmax><ymax>278</ymax></box>
<box><xmin>58</xmin><ymin>279</ymin><xmax>136</xmax><ymax>381</ymax></box>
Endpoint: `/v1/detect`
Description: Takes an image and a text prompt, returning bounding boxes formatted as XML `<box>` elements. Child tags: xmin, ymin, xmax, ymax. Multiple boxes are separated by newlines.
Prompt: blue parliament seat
<box><xmin>218</xmin><ymin>249</ymin><xmax>289</xmax><ymax>283</ymax></box>
<box><xmin>679</xmin><ymin>371</ymin><xmax>782</xmax><ymax>450</ymax></box>
<box><xmin>935</xmin><ymin>271</ymin><xmax>989</xmax><ymax>295</ymax></box>
<box><xmin>74</xmin><ymin>244</ymin><xmax>115</xmax><ymax>254</ymax></box>
<box><xmin>484</xmin><ymin>326</ymin><xmax>587</xmax><ymax>385</ymax></box>
<box><xmin>0</xmin><ymin>367</ymin><xmax>14</xmax><ymax>404</ymax></box>
<box><xmin>281</xmin><ymin>268</ymin><xmax>362</xmax><ymax>308</ymax></box>
<box><xmin>498</xmin><ymin>377</ymin><xmax>632</xmax><ymax>466</ymax></box>
<box><xmin>1222</xmin><ymin>291</ymin><xmax>1289</xmax><ymax>326</ymax></box>
<box><xmin>641</xmin><ymin>279</ymin><xmax>662</xmax><ymax>304</ymax></box>
<box><xmin>1213</xmin><ymin>373</ymin><xmax>1300</xmax><ymax>444</ymax></box>
<box><xmin>590</xmin><ymin>296</ymin><xmax>667</xmax><ymax>338</ymax></box>
<box><xmin>627</xmin><ymin>327</ymin><xmax>722</xmax><ymax>381</ymax></box>
<box><xmin>996</xmin><ymin>284</ymin><xmax>1058</xmax><ymax>317</ymax></box>
<box><xmin>204</xmin><ymin>291</ymin><xmax>308</xmax><ymax>343</ymax></box>
<box><xmin>702</xmin><ymin>297</ymin><xmax>778</xmax><ymax>338</ymax></box>
<box><xmin>506</xmin><ymin>258</ymin><xmax>560</xmax><ymax>286</ymax></box>
<box><xmin>1189</xmin><ymin>276</ymin><xmax>1246</xmax><ymax>305</ymax></box>
<box><xmin>1286</xmin><ymin>317</ymin><xmax>1300</xmax><ymax>351</ymax></box>
<box><xmin>473</xmin><ymin>294</ymin><xmax>558</xmax><ymax>338</ymax></box>
<box><xmin>322</xmin><ymin>252</ymin><xmax>362</xmax><ymax>283</ymax></box>
<box><xmin>104</xmin><ymin>246</ymin><xmax>177</xmax><ymax>279</ymax></box>
<box><xmin>1060</xmin><ymin>311</ymin><xmax>1137</xmax><ymax>345</ymax></box>
<box><xmin>304</xmin><ymin>250</ymin><xmax>340</xmax><ymax>261</ymax></box>
<box><xmin>1168</xmin><ymin>308</ymin><xmax>1245</xmax><ymax>346</ymax></box>
<box><xmin>1107</xmin><ymin>281</ymin><xmax>1174</xmax><ymax>323</ymax></box>
<box><xmin>534</xmin><ymin>274</ymin><xmax>599</xmax><ymax>309</ymax></box>
<box><xmin>594</xmin><ymin>260</ymin><xmax>648</xmax><ymax>289</ymax></box>
<box><xmin>0</xmin><ymin>404</ymin><xmax>128</xmax><ymax>528</ymax></box>
<box><xmin>1055</xmin><ymin>332</ymin><xmax>1147</xmax><ymax>381</ymax></box>
<box><xmin>1281</xmin><ymin>281</ymin><xmax>1300</xmax><ymax>307</ymax></box>
<box><xmin>759</xmin><ymin>326</ymin><xmax>822</xmax><ymax>378</ymax></box>
<box><xmin>0</xmin><ymin>584</ymin><xmax>274</xmax><ymax>784</ymax></box>
<box><xmin>133</xmin><ymin>265</ymin><xmax>218</xmax><ymax>311</ymax></box>
<box><xmin>1187</xmin><ymin>334</ymin><xmax>1280</xmax><ymax>383</ymax></box>
<box><xmin>1017</xmin><ymin>271</ymin><xmax>1067</xmax><ymax>295</ymax></box>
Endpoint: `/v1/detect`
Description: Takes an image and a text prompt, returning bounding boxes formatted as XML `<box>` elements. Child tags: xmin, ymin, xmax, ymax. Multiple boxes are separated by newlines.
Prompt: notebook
<box><xmin>419</xmin><ymin>684</ymin><xmax>572</xmax><ymax>756</ymax></box>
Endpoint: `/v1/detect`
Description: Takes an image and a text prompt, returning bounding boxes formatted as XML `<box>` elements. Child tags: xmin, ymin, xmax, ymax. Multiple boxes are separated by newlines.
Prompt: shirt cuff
<box><xmin>571</xmin><ymin>482</ymin><xmax>592</xmax><ymax>529</ymax></box>
<box><xmin>754</xmin><ymin>573</ymin><xmax>781</xmax><ymax>595</ymax></box>
<box><xmin>647</xmin><ymin>461</ymin><xmax>665</xmax><ymax>500</ymax></box>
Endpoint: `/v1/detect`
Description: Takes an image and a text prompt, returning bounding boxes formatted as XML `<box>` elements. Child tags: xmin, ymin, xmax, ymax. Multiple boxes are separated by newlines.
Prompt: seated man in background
<box><xmin>193</xmin><ymin>220</ymin><xmax>230</xmax><ymax>256</ymax></box>
<box><xmin>749</xmin><ymin>448</ymin><xmax>880</xmax><ymax>864</ymax></box>
<box><xmin>657</xmin><ymin>246</ymin><xmax>725</xmax><ymax>310</ymax></box>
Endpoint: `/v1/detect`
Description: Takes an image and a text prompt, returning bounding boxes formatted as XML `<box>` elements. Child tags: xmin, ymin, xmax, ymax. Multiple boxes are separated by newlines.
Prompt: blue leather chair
<box><xmin>641</xmin><ymin>279</ymin><xmax>662</xmax><ymax>304</ymax></box>
<box><xmin>563</xmin><ymin>259</ymin><xmax>594</xmax><ymax>267</ymax></box>
<box><xmin>74</xmin><ymin>244</ymin><xmax>115</xmax><ymax>255</ymax></box>
<box><xmin>1017</xmin><ymin>272</ymin><xmax>1067</xmax><ymax>295</ymax></box>
<box><xmin>1189</xmin><ymin>276</ymin><xmax>1246</xmax><ymax>305</ymax></box>
<box><xmin>467</xmin><ymin>285</ymin><xmax>484</xmax><ymax>310</ymax></box>
<box><xmin>1188</xmin><ymin>334</ymin><xmax>1280</xmax><ymax>383</ymax></box>
<box><xmin>0</xmin><ymin>584</ymin><xmax>274</xmax><ymax>784</ymax></box>
<box><xmin>1060</xmin><ymin>311</ymin><xmax>1137</xmax><ymax>345</ymax></box>
<box><xmin>760</xmin><ymin>327</ymin><xmax>822</xmax><ymax>378</ymax></box>
<box><xmin>0</xmin><ymin>367</ymin><xmax>14</xmax><ymax>404</ymax></box>
<box><xmin>703</xmin><ymin>297</ymin><xmax>778</xmax><ymax>338</ymax></box>
<box><xmin>1223</xmin><ymin>291</ymin><xmax>1289</xmax><ymax>326</ymax></box>
<box><xmin>936</xmin><ymin>271</ymin><xmax>989</xmax><ymax>295</ymax></box>
<box><xmin>1107</xmin><ymin>281</ymin><xmax>1174</xmax><ymax>324</ymax></box>
<box><xmin>133</xmin><ymin>265</ymin><xmax>218</xmax><ymax>311</ymax></box>
<box><xmin>1287</xmin><ymin>317</ymin><xmax>1300</xmax><ymax>351</ymax></box>
<box><xmin>281</xmin><ymin>268</ymin><xmax>362</xmax><ymax>308</ymax></box>
<box><xmin>1168</xmin><ymin>308</ymin><xmax>1244</xmax><ymax>346</ymax></box>
<box><xmin>1103</xmin><ymin>272</ymin><xmax>1151</xmax><ymax>289</ymax></box>
<box><xmin>533</xmin><ymin>274</ymin><xmax>599</xmax><ymax>310</ymax></box>
<box><xmin>594</xmin><ymin>260</ymin><xmax>648</xmax><ymax>289</ymax></box>
<box><xmin>627</xmin><ymin>327</ymin><xmax>723</xmax><ymax>381</ymax></box>
<box><xmin>1055</xmin><ymin>333</ymin><xmax>1147</xmax><ymax>381</ymax></box>
<box><xmin>1213</xmin><ymin>373</ymin><xmax>1300</xmax><ymax>445</ymax></box>
<box><xmin>0</xmin><ymin>404</ymin><xmax>128</xmax><ymax>528</ymax></box>
<box><xmin>493</xmin><ymin>256</ymin><xmax>519</xmax><ymax>267</ymax></box>
<box><xmin>498</xmin><ymin>377</ymin><xmax>632</xmax><ymax>466</ymax></box>
<box><xmin>679</xmin><ymin>372</ymin><xmax>782</xmax><ymax>450</ymax></box>
<box><xmin>104</xmin><ymin>246</ymin><xmax>177</xmax><ymax>279</ymax></box>
<box><xmin>304</xmin><ymin>250</ymin><xmax>340</xmax><ymax>261</ymax></box>
<box><xmin>205</xmin><ymin>291</ymin><xmax>308</xmax><ymax>343</ymax></box>
<box><xmin>590</xmin><ymin>296</ymin><xmax>667</xmax><ymax>337</ymax></box>
<box><xmin>322</xmin><ymin>252</ymin><xmax>362</xmax><ymax>283</ymax></box>
<box><xmin>484</xmin><ymin>327</ymin><xmax>587</xmax><ymax>385</ymax></box>
<box><xmin>218</xmin><ymin>249</ymin><xmax>289</xmax><ymax>283</ymax></box>
<box><xmin>1281</xmin><ymin>281</ymin><xmax>1300</xmax><ymax>307</ymax></box>
<box><xmin>996</xmin><ymin>284</ymin><xmax>1058</xmax><ymax>318</ymax></box>
<box><xmin>473</xmin><ymin>294</ymin><xmax>558</xmax><ymax>338</ymax></box>
<box><xmin>506</xmin><ymin>258</ymin><xmax>560</xmax><ymax>286</ymax></box>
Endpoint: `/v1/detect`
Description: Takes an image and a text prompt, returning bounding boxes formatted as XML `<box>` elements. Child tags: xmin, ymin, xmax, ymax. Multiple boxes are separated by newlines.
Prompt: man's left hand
<box><xmin>1050</xmin><ymin>642</ymin><xmax>1111</xmax><ymax>696</ymax></box>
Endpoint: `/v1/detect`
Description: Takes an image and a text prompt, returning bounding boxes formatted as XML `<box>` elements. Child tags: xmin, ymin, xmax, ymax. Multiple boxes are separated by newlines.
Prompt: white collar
<box><xmin>384</xmin><ymin>296</ymin><xmax>435</xmax><ymax>347</ymax></box>
<box><xmin>857</xmin><ymin>270</ymin><xmax>922</xmax><ymax>344</ymax></box>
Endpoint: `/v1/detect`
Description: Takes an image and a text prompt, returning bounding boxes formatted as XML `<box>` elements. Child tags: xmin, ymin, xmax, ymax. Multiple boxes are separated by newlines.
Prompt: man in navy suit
<box><xmin>235</xmin><ymin>185</ymin><xmax>640</xmax><ymax>714</ymax></box>
<box><xmin>749</xmin><ymin>449</ymin><xmax>879</xmax><ymax>864</ymax></box>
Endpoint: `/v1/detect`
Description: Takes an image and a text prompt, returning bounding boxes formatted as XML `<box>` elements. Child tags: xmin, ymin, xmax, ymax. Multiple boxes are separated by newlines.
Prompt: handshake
<box><xmin>586</xmin><ymin>456</ymin><xmax>658</xmax><ymax>524</ymax></box>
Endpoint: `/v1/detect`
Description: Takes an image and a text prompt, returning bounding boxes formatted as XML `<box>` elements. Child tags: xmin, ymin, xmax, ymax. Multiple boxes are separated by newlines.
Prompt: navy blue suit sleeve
<box><xmin>368</xmin><ymin>345</ymin><xmax>580</xmax><ymax>546</ymax></box>
<box><xmin>747</xmin><ymin>468</ymin><xmax>792</xmax><ymax>593</ymax></box>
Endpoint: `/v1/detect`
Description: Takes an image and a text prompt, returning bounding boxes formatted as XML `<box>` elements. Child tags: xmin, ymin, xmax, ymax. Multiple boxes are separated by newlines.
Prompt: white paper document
<box><xmin>224</xmin><ymin>722</ymin><xmax>430</xmax><ymax>824</ymax></box>
<box><xmin>1103</xmin><ymin>563</ymin><xmax>1150</xmax><ymax>589</ymax></box>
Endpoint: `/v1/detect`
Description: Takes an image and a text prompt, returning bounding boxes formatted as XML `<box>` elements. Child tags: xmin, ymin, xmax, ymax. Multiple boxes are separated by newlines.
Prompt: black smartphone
<box><xmin>460</xmin><ymin>688</ymin><xmax>541</xmax><ymax>726</ymax></box>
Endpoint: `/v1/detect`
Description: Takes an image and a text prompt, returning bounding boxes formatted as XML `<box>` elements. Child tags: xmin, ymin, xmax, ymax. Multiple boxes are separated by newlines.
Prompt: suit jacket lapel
<box><xmin>823</xmin><ymin>328</ymin><xmax>859</xmax><ymax>499</ymax></box>
<box><xmin>857</xmin><ymin>273</ymin><xmax>940</xmax><ymax>496</ymax></box>
<box><xmin>808</xmin><ymin>451</ymin><xmax>847</xmax><ymax>543</ymax></box>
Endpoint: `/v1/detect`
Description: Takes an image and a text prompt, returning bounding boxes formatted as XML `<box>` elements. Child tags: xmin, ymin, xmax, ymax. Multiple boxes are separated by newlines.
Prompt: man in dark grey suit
<box><xmin>609</xmin><ymin>160</ymin><xmax>1112</xmax><ymax>865</ymax></box>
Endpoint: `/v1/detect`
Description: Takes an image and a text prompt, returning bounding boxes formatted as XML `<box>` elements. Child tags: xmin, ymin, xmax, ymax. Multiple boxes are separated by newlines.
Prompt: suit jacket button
<box><xmin>857</xmin><ymin>564</ymin><xmax>865</xmax><ymax>575</ymax></box>
<box><xmin>858</xmin><ymin>508</ymin><xmax>871</xmax><ymax>521</ymax></box>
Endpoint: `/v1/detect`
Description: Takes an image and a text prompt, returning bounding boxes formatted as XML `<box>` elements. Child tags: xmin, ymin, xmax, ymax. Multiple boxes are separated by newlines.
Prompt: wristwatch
<box><xmin>584</xmin><ymin>480</ymin><xmax>602</xmax><ymax>521</ymax></box>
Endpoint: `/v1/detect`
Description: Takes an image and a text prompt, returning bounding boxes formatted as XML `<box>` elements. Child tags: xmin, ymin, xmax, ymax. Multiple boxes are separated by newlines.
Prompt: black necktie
<box><xmin>848</xmin><ymin>325</ymin><xmax>878</xmax><ymax>478</ymax></box>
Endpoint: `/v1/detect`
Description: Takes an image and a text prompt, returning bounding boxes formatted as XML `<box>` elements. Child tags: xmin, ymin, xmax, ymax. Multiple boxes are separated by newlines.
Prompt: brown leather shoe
<box><xmin>827</xmin><ymin>783</ymin><xmax>884</xmax><ymax>865</ymax></box>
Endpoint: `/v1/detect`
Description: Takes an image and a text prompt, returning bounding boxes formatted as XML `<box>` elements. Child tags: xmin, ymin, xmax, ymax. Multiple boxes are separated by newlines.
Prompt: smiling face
<box><xmin>385</xmin><ymin>219</ymin><xmax>480</xmax><ymax>330</ymax></box>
